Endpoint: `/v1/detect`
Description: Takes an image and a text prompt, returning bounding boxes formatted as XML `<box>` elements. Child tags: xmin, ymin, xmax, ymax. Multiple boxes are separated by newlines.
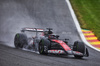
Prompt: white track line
<box><xmin>65</xmin><ymin>0</ymin><xmax>100</xmax><ymax>52</ymax></box>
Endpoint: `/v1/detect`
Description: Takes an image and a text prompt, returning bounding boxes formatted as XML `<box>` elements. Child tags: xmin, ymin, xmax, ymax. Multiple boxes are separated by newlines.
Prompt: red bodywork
<box><xmin>52</xmin><ymin>39</ymin><xmax>71</xmax><ymax>51</ymax></box>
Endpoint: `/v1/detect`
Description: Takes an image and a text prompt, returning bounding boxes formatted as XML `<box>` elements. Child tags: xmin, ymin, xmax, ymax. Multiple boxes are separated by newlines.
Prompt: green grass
<box><xmin>70</xmin><ymin>0</ymin><xmax>100</xmax><ymax>40</ymax></box>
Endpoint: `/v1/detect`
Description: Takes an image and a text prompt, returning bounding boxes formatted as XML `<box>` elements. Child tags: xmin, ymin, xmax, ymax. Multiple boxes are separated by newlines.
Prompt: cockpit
<box><xmin>48</xmin><ymin>34</ymin><xmax>59</xmax><ymax>39</ymax></box>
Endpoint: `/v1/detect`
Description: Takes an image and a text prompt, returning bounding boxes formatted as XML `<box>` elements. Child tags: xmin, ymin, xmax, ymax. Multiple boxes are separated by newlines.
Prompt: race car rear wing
<box><xmin>21</xmin><ymin>27</ymin><xmax>44</xmax><ymax>32</ymax></box>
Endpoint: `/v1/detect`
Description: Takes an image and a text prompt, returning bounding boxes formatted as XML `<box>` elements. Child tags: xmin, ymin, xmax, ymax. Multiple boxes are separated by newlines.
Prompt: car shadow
<box><xmin>43</xmin><ymin>53</ymin><xmax>88</xmax><ymax>60</ymax></box>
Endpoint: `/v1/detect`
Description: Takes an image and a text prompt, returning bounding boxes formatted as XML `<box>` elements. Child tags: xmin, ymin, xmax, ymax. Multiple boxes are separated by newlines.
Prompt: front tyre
<box><xmin>39</xmin><ymin>41</ymin><xmax>45</xmax><ymax>54</ymax></box>
<box><xmin>73</xmin><ymin>41</ymin><xmax>85</xmax><ymax>58</ymax></box>
<box><xmin>39</xmin><ymin>39</ymin><xmax>50</xmax><ymax>55</ymax></box>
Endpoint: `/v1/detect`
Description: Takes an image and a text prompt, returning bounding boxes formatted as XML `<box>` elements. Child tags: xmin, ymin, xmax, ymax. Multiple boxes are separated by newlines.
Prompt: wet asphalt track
<box><xmin>0</xmin><ymin>0</ymin><xmax>100</xmax><ymax>66</ymax></box>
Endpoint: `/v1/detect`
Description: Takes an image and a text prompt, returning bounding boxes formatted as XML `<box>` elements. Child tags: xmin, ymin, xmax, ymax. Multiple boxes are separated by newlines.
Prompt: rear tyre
<box><xmin>73</xmin><ymin>41</ymin><xmax>85</xmax><ymax>58</ymax></box>
<box><xmin>14</xmin><ymin>33</ymin><xmax>28</xmax><ymax>49</ymax></box>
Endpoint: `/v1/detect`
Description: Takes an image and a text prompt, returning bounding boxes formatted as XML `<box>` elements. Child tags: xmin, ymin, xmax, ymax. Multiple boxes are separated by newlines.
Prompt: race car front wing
<box><xmin>48</xmin><ymin>50</ymin><xmax>88</xmax><ymax>57</ymax></box>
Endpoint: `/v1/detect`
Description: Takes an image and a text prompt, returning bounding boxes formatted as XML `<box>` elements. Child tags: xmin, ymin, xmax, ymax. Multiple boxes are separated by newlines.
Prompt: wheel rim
<box><xmin>39</xmin><ymin>42</ymin><xmax>44</xmax><ymax>53</ymax></box>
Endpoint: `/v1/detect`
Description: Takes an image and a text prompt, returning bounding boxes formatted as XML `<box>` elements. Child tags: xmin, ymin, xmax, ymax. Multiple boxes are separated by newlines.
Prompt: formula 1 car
<box><xmin>14</xmin><ymin>28</ymin><xmax>89</xmax><ymax>58</ymax></box>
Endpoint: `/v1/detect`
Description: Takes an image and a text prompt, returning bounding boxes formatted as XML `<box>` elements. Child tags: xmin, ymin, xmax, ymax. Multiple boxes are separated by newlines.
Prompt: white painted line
<box><xmin>65</xmin><ymin>0</ymin><xmax>100</xmax><ymax>52</ymax></box>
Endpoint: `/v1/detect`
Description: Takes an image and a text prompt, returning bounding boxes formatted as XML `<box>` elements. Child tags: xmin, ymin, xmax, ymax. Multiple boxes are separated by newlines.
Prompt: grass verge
<box><xmin>70</xmin><ymin>0</ymin><xmax>100</xmax><ymax>40</ymax></box>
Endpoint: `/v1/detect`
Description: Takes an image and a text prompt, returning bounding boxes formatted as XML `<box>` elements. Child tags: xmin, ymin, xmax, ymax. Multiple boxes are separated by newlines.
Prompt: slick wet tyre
<box><xmin>39</xmin><ymin>39</ymin><xmax>50</xmax><ymax>55</ymax></box>
<box><xmin>73</xmin><ymin>41</ymin><xmax>85</xmax><ymax>58</ymax></box>
<box><xmin>39</xmin><ymin>41</ymin><xmax>45</xmax><ymax>54</ymax></box>
<box><xmin>14</xmin><ymin>33</ymin><xmax>28</xmax><ymax>49</ymax></box>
